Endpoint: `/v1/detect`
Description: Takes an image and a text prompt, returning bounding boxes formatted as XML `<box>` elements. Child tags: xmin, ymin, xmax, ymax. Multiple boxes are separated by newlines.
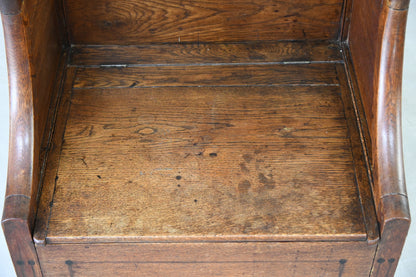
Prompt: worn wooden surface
<box><xmin>36</xmin><ymin>241</ymin><xmax>376</xmax><ymax>276</ymax></box>
<box><xmin>63</xmin><ymin>0</ymin><xmax>344</xmax><ymax>44</ymax></box>
<box><xmin>70</xmin><ymin>41</ymin><xmax>341</xmax><ymax>66</ymax></box>
<box><xmin>37</xmin><ymin>60</ymin><xmax>368</xmax><ymax>243</ymax></box>
<box><xmin>1</xmin><ymin>0</ymin><xmax>410</xmax><ymax>274</ymax></box>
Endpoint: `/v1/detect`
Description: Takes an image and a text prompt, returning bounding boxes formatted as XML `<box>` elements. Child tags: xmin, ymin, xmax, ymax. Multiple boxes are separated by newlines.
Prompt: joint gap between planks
<box><xmin>34</xmin><ymin>51</ymin><xmax>70</xmax><ymax>224</ymax></box>
<box><xmin>69</xmin><ymin>260</ymin><xmax>354</xmax><ymax>264</ymax></box>
<box><xmin>44</xmin><ymin>68</ymin><xmax>78</xmax><ymax>242</ymax></box>
<box><xmin>44</xmin><ymin>237</ymin><xmax>369</xmax><ymax>245</ymax></box>
<box><xmin>72</xmin><ymin>84</ymin><xmax>341</xmax><ymax>90</ymax></box>
<box><xmin>338</xmin><ymin>50</ymin><xmax>380</xmax><ymax>244</ymax></box>
<box><xmin>68</xmin><ymin>60</ymin><xmax>344</xmax><ymax>69</ymax></box>
<box><xmin>33</xmin><ymin>66</ymin><xmax>78</xmax><ymax>245</ymax></box>
<box><xmin>69</xmin><ymin>39</ymin><xmax>342</xmax><ymax>47</ymax></box>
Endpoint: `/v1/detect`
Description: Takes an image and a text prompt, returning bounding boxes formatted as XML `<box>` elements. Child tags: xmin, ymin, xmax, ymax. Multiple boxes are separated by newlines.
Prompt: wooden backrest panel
<box><xmin>64</xmin><ymin>0</ymin><xmax>344</xmax><ymax>44</ymax></box>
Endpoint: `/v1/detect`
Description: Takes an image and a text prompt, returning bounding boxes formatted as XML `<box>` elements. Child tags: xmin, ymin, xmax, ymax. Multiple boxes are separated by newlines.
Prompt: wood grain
<box><xmin>349</xmin><ymin>0</ymin><xmax>382</xmax><ymax>144</ymax></box>
<box><xmin>70</xmin><ymin>41</ymin><xmax>342</xmax><ymax>66</ymax></box>
<box><xmin>44</xmin><ymin>81</ymin><xmax>367</xmax><ymax>242</ymax></box>
<box><xmin>63</xmin><ymin>0</ymin><xmax>344</xmax><ymax>44</ymax></box>
<box><xmin>74</xmin><ymin>63</ymin><xmax>339</xmax><ymax>89</ymax></box>
<box><xmin>0</xmin><ymin>0</ymin><xmax>411</xmax><ymax>273</ymax></box>
<box><xmin>36</xmin><ymin>241</ymin><xmax>376</xmax><ymax>276</ymax></box>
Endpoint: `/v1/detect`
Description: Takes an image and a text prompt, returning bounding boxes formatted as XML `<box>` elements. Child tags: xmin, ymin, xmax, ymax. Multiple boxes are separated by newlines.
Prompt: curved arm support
<box><xmin>374</xmin><ymin>4</ymin><xmax>410</xmax><ymax>234</ymax></box>
<box><xmin>1</xmin><ymin>13</ymin><xmax>41</xmax><ymax>276</ymax></box>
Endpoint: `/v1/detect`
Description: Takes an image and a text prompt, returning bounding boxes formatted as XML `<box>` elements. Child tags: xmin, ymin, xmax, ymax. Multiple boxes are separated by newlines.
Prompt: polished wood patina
<box><xmin>1</xmin><ymin>0</ymin><xmax>410</xmax><ymax>276</ymax></box>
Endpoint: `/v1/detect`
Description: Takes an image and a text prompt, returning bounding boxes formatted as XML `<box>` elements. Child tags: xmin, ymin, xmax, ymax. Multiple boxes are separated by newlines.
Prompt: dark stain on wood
<box><xmin>76</xmin><ymin>125</ymin><xmax>89</xmax><ymax>136</ymax></box>
<box><xmin>242</xmin><ymin>154</ymin><xmax>253</xmax><ymax>163</ymax></box>
<box><xmin>238</xmin><ymin>180</ymin><xmax>252</xmax><ymax>194</ymax></box>
<box><xmin>88</xmin><ymin>126</ymin><xmax>94</xmax><ymax>136</ymax></box>
<box><xmin>338</xmin><ymin>259</ymin><xmax>347</xmax><ymax>277</ymax></box>
<box><xmin>28</xmin><ymin>260</ymin><xmax>36</xmax><ymax>276</ymax></box>
<box><xmin>258</xmin><ymin>173</ymin><xmax>276</xmax><ymax>189</ymax></box>
<box><xmin>386</xmin><ymin>258</ymin><xmax>396</xmax><ymax>276</ymax></box>
<box><xmin>65</xmin><ymin>260</ymin><xmax>75</xmax><ymax>277</ymax></box>
<box><xmin>374</xmin><ymin>258</ymin><xmax>386</xmax><ymax>276</ymax></box>
<box><xmin>239</xmin><ymin>163</ymin><xmax>250</xmax><ymax>173</ymax></box>
<box><xmin>80</xmin><ymin>158</ymin><xmax>88</xmax><ymax>167</ymax></box>
<box><xmin>16</xmin><ymin>260</ymin><xmax>24</xmax><ymax>266</ymax></box>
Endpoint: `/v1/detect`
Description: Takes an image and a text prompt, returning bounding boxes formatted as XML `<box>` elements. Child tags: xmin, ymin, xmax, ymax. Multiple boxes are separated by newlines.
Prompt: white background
<box><xmin>0</xmin><ymin>2</ymin><xmax>415</xmax><ymax>275</ymax></box>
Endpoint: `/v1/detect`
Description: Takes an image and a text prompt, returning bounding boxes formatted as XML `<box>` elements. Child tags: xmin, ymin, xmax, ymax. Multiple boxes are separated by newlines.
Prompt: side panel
<box><xmin>348</xmin><ymin>0</ymin><xmax>410</xmax><ymax>276</ymax></box>
<box><xmin>1</xmin><ymin>0</ymin><xmax>65</xmax><ymax>275</ymax></box>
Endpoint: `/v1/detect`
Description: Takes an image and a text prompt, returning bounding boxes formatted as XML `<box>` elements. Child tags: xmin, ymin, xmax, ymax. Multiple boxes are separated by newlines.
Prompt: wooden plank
<box><xmin>44</xmin><ymin>84</ymin><xmax>366</xmax><ymax>243</ymax></box>
<box><xmin>37</xmin><ymin>241</ymin><xmax>376</xmax><ymax>276</ymax></box>
<box><xmin>70</xmin><ymin>41</ymin><xmax>342</xmax><ymax>66</ymax></box>
<box><xmin>63</xmin><ymin>0</ymin><xmax>344</xmax><ymax>44</ymax></box>
<box><xmin>74</xmin><ymin>64</ymin><xmax>339</xmax><ymax>89</ymax></box>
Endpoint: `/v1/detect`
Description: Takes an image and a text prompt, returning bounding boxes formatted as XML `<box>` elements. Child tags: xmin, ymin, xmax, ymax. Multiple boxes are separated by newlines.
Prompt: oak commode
<box><xmin>1</xmin><ymin>0</ymin><xmax>411</xmax><ymax>276</ymax></box>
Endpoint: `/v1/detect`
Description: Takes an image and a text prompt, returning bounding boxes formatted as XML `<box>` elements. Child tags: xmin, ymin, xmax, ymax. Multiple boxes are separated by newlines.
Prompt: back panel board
<box><xmin>64</xmin><ymin>0</ymin><xmax>344</xmax><ymax>44</ymax></box>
